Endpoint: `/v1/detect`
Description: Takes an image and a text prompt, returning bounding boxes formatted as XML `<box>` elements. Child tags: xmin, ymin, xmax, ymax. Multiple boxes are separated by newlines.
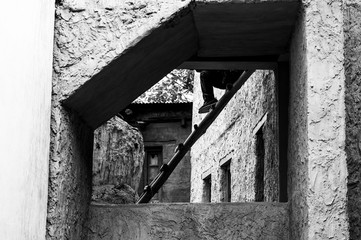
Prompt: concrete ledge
<box><xmin>85</xmin><ymin>202</ymin><xmax>289</xmax><ymax>240</ymax></box>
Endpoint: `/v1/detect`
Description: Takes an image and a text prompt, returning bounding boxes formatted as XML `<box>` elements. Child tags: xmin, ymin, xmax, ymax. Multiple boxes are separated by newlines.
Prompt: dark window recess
<box><xmin>203</xmin><ymin>176</ymin><xmax>212</xmax><ymax>203</ymax></box>
<box><xmin>255</xmin><ymin>128</ymin><xmax>265</xmax><ymax>202</ymax></box>
<box><xmin>221</xmin><ymin>162</ymin><xmax>231</xmax><ymax>202</ymax></box>
<box><xmin>139</xmin><ymin>147</ymin><xmax>162</xmax><ymax>201</ymax></box>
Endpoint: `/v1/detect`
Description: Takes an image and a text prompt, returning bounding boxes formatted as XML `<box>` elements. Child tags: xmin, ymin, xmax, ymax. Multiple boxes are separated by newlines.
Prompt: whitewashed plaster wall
<box><xmin>0</xmin><ymin>0</ymin><xmax>55</xmax><ymax>239</ymax></box>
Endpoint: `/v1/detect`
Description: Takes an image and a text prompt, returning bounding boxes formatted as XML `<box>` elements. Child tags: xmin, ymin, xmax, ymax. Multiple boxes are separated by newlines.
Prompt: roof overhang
<box><xmin>64</xmin><ymin>0</ymin><xmax>300</xmax><ymax>129</ymax></box>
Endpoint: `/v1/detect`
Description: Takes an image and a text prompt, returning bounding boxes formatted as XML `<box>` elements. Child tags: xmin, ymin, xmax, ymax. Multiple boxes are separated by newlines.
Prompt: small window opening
<box><xmin>139</xmin><ymin>147</ymin><xmax>162</xmax><ymax>201</ymax></box>
<box><xmin>220</xmin><ymin>160</ymin><xmax>231</xmax><ymax>202</ymax></box>
<box><xmin>255</xmin><ymin>127</ymin><xmax>265</xmax><ymax>202</ymax></box>
<box><xmin>203</xmin><ymin>175</ymin><xmax>212</xmax><ymax>203</ymax></box>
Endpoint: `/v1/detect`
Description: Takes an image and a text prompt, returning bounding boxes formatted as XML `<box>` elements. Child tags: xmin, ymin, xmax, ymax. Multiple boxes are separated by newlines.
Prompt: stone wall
<box><xmin>344</xmin><ymin>1</ymin><xmax>361</xmax><ymax>238</ymax></box>
<box><xmin>50</xmin><ymin>1</ymin><xmax>192</xmax><ymax>238</ymax></box>
<box><xmin>289</xmin><ymin>0</ymin><xmax>349</xmax><ymax>239</ymax></box>
<box><xmin>190</xmin><ymin>70</ymin><xmax>279</xmax><ymax>203</ymax></box>
<box><xmin>92</xmin><ymin>116</ymin><xmax>144</xmax><ymax>204</ymax></box>
<box><xmin>85</xmin><ymin>202</ymin><xmax>289</xmax><ymax>240</ymax></box>
<box><xmin>0</xmin><ymin>0</ymin><xmax>55</xmax><ymax>239</ymax></box>
<box><xmin>93</xmin><ymin>116</ymin><xmax>144</xmax><ymax>190</ymax></box>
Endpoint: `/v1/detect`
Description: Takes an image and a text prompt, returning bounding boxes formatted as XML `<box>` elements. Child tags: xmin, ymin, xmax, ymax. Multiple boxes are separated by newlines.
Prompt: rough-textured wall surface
<box><xmin>92</xmin><ymin>116</ymin><xmax>144</xmax><ymax>204</ymax></box>
<box><xmin>305</xmin><ymin>1</ymin><xmax>348</xmax><ymax>239</ymax></box>
<box><xmin>53</xmin><ymin>0</ymin><xmax>191</xmax><ymax>102</ymax></box>
<box><xmin>50</xmin><ymin>1</ymin><xmax>192</xmax><ymax>238</ymax></box>
<box><xmin>288</xmin><ymin>5</ymin><xmax>308</xmax><ymax>240</ymax></box>
<box><xmin>289</xmin><ymin>1</ymin><xmax>349</xmax><ymax>239</ymax></box>
<box><xmin>0</xmin><ymin>0</ymin><xmax>54</xmax><ymax>239</ymax></box>
<box><xmin>344</xmin><ymin>1</ymin><xmax>361</xmax><ymax>238</ymax></box>
<box><xmin>85</xmin><ymin>202</ymin><xmax>289</xmax><ymax>240</ymax></box>
<box><xmin>47</xmin><ymin>107</ymin><xmax>94</xmax><ymax>239</ymax></box>
<box><xmin>93</xmin><ymin>116</ymin><xmax>144</xmax><ymax>190</ymax></box>
<box><xmin>190</xmin><ymin>70</ymin><xmax>279</xmax><ymax>203</ymax></box>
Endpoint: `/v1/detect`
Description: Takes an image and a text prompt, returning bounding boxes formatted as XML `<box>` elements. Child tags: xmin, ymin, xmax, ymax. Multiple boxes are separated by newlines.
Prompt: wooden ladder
<box><xmin>136</xmin><ymin>69</ymin><xmax>255</xmax><ymax>204</ymax></box>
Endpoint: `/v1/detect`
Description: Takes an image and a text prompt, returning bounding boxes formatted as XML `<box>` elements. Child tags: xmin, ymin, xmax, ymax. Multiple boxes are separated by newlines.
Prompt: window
<box><xmin>255</xmin><ymin>127</ymin><xmax>265</xmax><ymax>202</ymax></box>
<box><xmin>139</xmin><ymin>147</ymin><xmax>162</xmax><ymax>201</ymax></box>
<box><xmin>203</xmin><ymin>175</ymin><xmax>212</xmax><ymax>203</ymax></box>
<box><xmin>220</xmin><ymin>160</ymin><xmax>231</xmax><ymax>202</ymax></box>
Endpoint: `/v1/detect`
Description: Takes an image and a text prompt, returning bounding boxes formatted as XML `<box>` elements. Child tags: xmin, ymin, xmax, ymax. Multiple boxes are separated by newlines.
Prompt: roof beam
<box><xmin>178</xmin><ymin>56</ymin><xmax>278</xmax><ymax>70</ymax></box>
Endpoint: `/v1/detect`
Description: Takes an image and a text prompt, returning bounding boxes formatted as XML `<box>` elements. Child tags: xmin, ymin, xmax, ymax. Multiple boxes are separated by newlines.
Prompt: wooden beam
<box><xmin>178</xmin><ymin>56</ymin><xmax>278</xmax><ymax>70</ymax></box>
<box><xmin>179</xmin><ymin>60</ymin><xmax>277</xmax><ymax>70</ymax></box>
<box><xmin>193</xmin><ymin>1</ymin><xmax>300</xmax><ymax>57</ymax></box>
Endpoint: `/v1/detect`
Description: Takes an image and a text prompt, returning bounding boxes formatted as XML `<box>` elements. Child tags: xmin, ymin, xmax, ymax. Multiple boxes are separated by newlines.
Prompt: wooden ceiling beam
<box><xmin>178</xmin><ymin>56</ymin><xmax>278</xmax><ymax>70</ymax></box>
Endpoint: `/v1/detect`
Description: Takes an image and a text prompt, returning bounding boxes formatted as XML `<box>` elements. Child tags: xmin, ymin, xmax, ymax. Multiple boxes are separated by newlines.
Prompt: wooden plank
<box><xmin>64</xmin><ymin>8</ymin><xmax>198</xmax><ymax>129</ymax></box>
<box><xmin>178</xmin><ymin>56</ymin><xmax>277</xmax><ymax>70</ymax></box>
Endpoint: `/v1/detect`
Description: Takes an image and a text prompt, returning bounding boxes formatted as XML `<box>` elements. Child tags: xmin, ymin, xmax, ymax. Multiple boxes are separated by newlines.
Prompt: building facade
<box><xmin>127</xmin><ymin>103</ymin><xmax>192</xmax><ymax>203</ymax></box>
<box><xmin>191</xmin><ymin>70</ymin><xmax>280</xmax><ymax>203</ymax></box>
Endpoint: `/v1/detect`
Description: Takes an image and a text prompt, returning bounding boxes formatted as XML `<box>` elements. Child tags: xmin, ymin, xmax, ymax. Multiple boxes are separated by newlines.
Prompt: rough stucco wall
<box><xmin>289</xmin><ymin>1</ymin><xmax>348</xmax><ymax>239</ymax></box>
<box><xmin>47</xmin><ymin>106</ymin><xmax>94</xmax><ymax>239</ymax></box>
<box><xmin>53</xmin><ymin>0</ymin><xmax>191</xmax><ymax>101</ymax></box>
<box><xmin>50</xmin><ymin>1</ymin><xmax>192</xmax><ymax>238</ymax></box>
<box><xmin>305</xmin><ymin>1</ymin><xmax>348</xmax><ymax>239</ymax></box>
<box><xmin>190</xmin><ymin>70</ymin><xmax>279</xmax><ymax>203</ymax></box>
<box><xmin>344</xmin><ymin>1</ymin><xmax>361</xmax><ymax>238</ymax></box>
<box><xmin>85</xmin><ymin>202</ymin><xmax>289</xmax><ymax>240</ymax></box>
<box><xmin>0</xmin><ymin>0</ymin><xmax>54</xmax><ymax>239</ymax></box>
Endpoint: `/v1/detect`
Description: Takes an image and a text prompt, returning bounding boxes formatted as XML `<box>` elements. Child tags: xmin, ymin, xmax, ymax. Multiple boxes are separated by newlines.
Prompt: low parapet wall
<box><xmin>85</xmin><ymin>202</ymin><xmax>289</xmax><ymax>240</ymax></box>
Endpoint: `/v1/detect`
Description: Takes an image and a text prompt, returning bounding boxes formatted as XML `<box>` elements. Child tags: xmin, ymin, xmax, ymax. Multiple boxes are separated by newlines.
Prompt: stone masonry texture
<box><xmin>344</xmin><ymin>1</ymin><xmax>361</xmax><ymax>239</ymax></box>
<box><xmin>85</xmin><ymin>202</ymin><xmax>289</xmax><ymax>240</ymax></box>
<box><xmin>92</xmin><ymin>116</ymin><xmax>144</xmax><ymax>204</ymax></box>
<box><xmin>92</xmin><ymin>116</ymin><xmax>144</xmax><ymax>191</ymax></box>
<box><xmin>50</xmin><ymin>0</ymin><xmax>191</xmax><ymax>239</ymax></box>
<box><xmin>191</xmin><ymin>70</ymin><xmax>279</xmax><ymax>203</ymax></box>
